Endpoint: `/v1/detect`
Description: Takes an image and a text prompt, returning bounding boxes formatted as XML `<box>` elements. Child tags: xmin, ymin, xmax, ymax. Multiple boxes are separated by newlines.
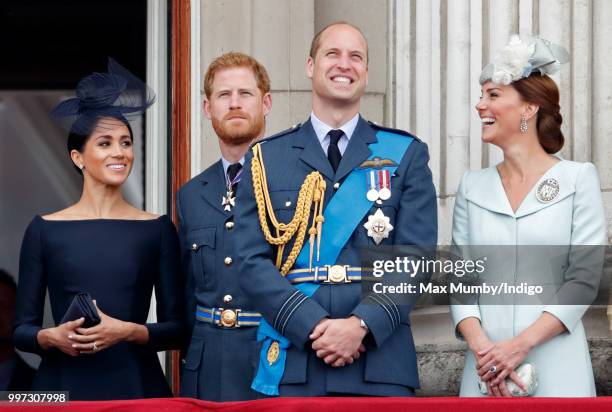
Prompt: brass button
<box><xmin>191</xmin><ymin>243</ymin><xmax>197</xmax><ymax>250</ymax></box>
<box><xmin>225</xmin><ymin>221</ymin><xmax>234</xmax><ymax>230</ymax></box>
<box><xmin>224</xmin><ymin>257</ymin><xmax>233</xmax><ymax>266</ymax></box>
<box><xmin>333</xmin><ymin>182</ymin><xmax>340</xmax><ymax>190</ymax></box>
<box><xmin>223</xmin><ymin>294</ymin><xmax>233</xmax><ymax>303</ymax></box>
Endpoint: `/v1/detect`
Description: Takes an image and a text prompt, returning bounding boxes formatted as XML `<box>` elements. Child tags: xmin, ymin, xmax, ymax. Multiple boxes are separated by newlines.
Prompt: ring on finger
<box><xmin>489</xmin><ymin>365</ymin><xmax>497</xmax><ymax>374</ymax></box>
<box><xmin>92</xmin><ymin>342</ymin><xmax>99</xmax><ymax>352</ymax></box>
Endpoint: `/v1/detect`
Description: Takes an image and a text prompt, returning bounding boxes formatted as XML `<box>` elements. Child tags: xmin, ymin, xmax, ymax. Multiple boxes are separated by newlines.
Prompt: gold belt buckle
<box><xmin>324</xmin><ymin>265</ymin><xmax>351</xmax><ymax>283</ymax></box>
<box><xmin>218</xmin><ymin>308</ymin><xmax>240</xmax><ymax>327</ymax></box>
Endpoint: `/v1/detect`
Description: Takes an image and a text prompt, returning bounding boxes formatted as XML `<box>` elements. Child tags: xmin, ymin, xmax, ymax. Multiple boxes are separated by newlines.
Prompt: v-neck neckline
<box><xmin>494</xmin><ymin>158</ymin><xmax>563</xmax><ymax>216</ymax></box>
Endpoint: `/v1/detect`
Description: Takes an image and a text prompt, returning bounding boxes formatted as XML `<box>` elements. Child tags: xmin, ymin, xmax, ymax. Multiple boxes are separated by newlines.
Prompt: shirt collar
<box><xmin>310</xmin><ymin>111</ymin><xmax>359</xmax><ymax>145</ymax></box>
<box><xmin>221</xmin><ymin>156</ymin><xmax>245</xmax><ymax>179</ymax></box>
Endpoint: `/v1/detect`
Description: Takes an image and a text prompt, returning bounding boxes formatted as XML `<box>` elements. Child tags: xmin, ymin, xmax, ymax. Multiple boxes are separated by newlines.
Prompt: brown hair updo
<box><xmin>511</xmin><ymin>74</ymin><xmax>564</xmax><ymax>154</ymax></box>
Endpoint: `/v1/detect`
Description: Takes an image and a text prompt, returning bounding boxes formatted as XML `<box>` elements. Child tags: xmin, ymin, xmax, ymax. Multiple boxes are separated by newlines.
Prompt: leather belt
<box><xmin>285</xmin><ymin>265</ymin><xmax>375</xmax><ymax>284</ymax></box>
<box><xmin>196</xmin><ymin>306</ymin><xmax>261</xmax><ymax>328</ymax></box>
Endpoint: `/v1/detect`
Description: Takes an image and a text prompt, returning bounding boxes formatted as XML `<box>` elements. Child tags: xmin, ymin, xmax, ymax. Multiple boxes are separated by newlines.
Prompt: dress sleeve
<box><xmin>13</xmin><ymin>217</ymin><xmax>47</xmax><ymax>355</ymax></box>
<box><xmin>543</xmin><ymin>162</ymin><xmax>607</xmax><ymax>332</ymax></box>
<box><xmin>145</xmin><ymin>216</ymin><xmax>186</xmax><ymax>351</ymax></box>
<box><xmin>449</xmin><ymin>171</ymin><xmax>482</xmax><ymax>339</ymax></box>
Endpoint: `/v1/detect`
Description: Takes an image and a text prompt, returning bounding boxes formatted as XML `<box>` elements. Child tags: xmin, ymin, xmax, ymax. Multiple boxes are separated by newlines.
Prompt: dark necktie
<box><xmin>327</xmin><ymin>129</ymin><xmax>343</xmax><ymax>172</ymax></box>
<box><xmin>227</xmin><ymin>163</ymin><xmax>243</xmax><ymax>193</ymax></box>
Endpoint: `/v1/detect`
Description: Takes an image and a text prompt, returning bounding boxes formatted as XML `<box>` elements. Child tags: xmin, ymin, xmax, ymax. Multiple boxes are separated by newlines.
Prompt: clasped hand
<box><xmin>476</xmin><ymin>338</ymin><xmax>529</xmax><ymax>396</ymax></box>
<box><xmin>310</xmin><ymin>316</ymin><xmax>367</xmax><ymax>368</ymax></box>
<box><xmin>66</xmin><ymin>302</ymin><xmax>129</xmax><ymax>355</ymax></box>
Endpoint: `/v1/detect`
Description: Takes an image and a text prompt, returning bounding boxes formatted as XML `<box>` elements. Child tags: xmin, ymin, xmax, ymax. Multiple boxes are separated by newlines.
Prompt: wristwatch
<box><xmin>358</xmin><ymin>317</ymin><xmax>369</xmax><ymax>332</ymax></box>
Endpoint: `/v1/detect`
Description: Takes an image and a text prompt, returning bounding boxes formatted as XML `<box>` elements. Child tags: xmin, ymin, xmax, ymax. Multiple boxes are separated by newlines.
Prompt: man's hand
<box><xmin>310</xmin><ymin>316</ymin><xmax>367</xmax><ymax>367</ymax></box>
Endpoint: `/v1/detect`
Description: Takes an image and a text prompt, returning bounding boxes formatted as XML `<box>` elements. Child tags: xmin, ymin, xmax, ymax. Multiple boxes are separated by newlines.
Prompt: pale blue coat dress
<box><xmin>450</xmin><ymin>160</ymin><xmax>606</xmax><ymax>397</ymax></box>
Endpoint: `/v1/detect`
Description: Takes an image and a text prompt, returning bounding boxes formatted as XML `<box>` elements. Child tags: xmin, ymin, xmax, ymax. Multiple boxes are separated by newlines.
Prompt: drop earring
<box><xmin>520</xmin><ymin>114</ymin><xmax>528</xmax><ymax>134</ymax></box>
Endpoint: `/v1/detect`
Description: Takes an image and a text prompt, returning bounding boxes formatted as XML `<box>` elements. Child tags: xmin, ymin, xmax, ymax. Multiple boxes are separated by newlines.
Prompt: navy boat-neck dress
<box><xmin>13</xmin><ymin>215</ymin><xmax>184</xmax><ymax>400</ymax></box>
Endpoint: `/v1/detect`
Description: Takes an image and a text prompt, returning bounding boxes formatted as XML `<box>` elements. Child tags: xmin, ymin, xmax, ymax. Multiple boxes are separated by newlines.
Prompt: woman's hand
<box><xmin>477</xmin><ymin>338</ymin><xmax>530</xmax><ymax>391</ymax></box>
<box><xmin>68</xmin><ymin>304</ymin><xmax>130</xmax><ymax>354</ymax></box>
<box><xmin>37</xmin><ymin>317</ymin><xmax>85</xmax><ymax>356</ymax></box>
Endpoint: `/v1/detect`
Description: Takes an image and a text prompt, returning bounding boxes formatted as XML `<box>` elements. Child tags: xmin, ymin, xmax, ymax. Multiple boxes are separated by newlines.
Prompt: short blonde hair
<box><xmin>203</xmin><ymin>52</ymin><xmax>271</xmax><ymax>98</ymax></box>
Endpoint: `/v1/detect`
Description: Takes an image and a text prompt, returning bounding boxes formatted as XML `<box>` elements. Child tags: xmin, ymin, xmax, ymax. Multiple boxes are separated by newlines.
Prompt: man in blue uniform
<box><xmin>177</xmin><ymin>52</ymin><xmax>272</xmax><ymax>401</ymax></box>
<box><xmin>234</xmin><ymin>22</ymin><xmax>437</xmax><ymax>396</ymax></box>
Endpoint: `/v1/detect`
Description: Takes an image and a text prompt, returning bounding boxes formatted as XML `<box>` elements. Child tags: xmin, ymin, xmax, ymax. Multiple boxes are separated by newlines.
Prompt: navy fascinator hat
<box><xmin>51</xmin><ymin>58</ymin><xmax>155</xmax><ymax>136</ymax></box>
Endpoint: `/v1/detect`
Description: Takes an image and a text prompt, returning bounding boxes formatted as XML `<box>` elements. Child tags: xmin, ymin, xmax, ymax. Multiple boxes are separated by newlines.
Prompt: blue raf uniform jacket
<box><xmin>177</xmin><ymin>161</ymin><xmax>261</xmax><ymax>401</ymax></box>
<box><xmin>234</xmin><ymin>116</ymin><xmax>438</xmax><ymax>396</ymax></box>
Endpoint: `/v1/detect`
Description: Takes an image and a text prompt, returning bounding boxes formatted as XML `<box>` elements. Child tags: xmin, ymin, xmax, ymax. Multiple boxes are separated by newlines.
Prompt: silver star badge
<box><xmin>363</xmin><ymin>208</ymin><xmax>393</xmax><ymax>245</ymax></box>
<box><xmin>222</xmin><ymin>190</ymin><xmax>235</xmax><ymax>211</ymax></box>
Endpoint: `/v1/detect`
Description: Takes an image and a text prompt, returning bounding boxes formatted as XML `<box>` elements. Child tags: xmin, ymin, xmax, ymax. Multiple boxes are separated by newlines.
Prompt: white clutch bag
<box><xmin>478</xmin><ymin>363</ymin><xmax>538</xmax><ymax>396</ymax></box>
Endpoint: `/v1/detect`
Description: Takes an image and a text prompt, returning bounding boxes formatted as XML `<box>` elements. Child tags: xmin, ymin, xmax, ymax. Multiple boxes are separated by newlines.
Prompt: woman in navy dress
<box><xmin>13</xmin><ymin>59</ymin><xmax>184</xmax><ymax>400</ymax></box>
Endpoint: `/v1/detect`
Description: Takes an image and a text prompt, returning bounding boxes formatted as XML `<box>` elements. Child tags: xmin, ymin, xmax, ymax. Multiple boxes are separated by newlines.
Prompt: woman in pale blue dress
<box><xmin>450</xmin><ymin>36</ymin><xmax>605</xmax><ymax>397</ymax></box>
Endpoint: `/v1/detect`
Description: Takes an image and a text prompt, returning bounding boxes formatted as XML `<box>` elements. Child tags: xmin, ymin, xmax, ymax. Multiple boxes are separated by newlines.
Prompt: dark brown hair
<box><xmin>203</xmin><ymin>52</ymin><xmax>270</xmax><ymax>99</ymax></box>
<box><xmin>512</xmin><ymin>74</ymin><xmax>564</xmax><ymax>154</ymax></box>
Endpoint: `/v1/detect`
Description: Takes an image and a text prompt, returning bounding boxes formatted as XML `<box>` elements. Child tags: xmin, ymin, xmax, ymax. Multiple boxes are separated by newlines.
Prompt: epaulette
<box><xmin>256</xmin><ymin>123</ymin><xmax>303</xmax><ymax>146</ymax></box>
<box><xmin>367</xmin><ymin>120</ymin><xmax>422</xmax><ymax>142</ymax></box>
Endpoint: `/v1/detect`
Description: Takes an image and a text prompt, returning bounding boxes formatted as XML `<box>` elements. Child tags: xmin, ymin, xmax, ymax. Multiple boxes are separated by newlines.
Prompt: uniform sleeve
<box><xmin>176</xmin><ymin>191</ymin><xmax>196</xmax><ymax>353</ymax></box>
<box><xmin>235</xmin><ymin>150</ymin><xmax>329</xmax><ymax>349</ymax></box>
<box><xmin>145</xmin><ymin>217</ymin><xmax>187</xmax><ymax>351</ymax></box>
<box><xmin>13</xmin><ymin>217</ymin><xmax>47</xmax><ymax>355</ymax></box>
<box><xmin>352</xmin><ymin>140</ymin><xmax>438</xmax><ymax>347</ymax></box>
<box><xmin>543</xmin><ymin>162</ymin><xmax>607</xmax><ymax>332</ymax></box>
<box><xmin>449</xmin><ymin>171</ymin><xmax>482</xmax><ymax>340</ymax></box>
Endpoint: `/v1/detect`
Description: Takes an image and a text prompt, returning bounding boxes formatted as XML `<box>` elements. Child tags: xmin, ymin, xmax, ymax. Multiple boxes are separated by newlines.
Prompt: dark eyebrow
<box><xmin>485</xmin><ymin>87</ymin><xmax>502</xmax><ymax>93</ymax></box>
<box><xmin>94</xmin><ymin>134</ymin><xmax>130</xmax><ymax>140</ymax></box>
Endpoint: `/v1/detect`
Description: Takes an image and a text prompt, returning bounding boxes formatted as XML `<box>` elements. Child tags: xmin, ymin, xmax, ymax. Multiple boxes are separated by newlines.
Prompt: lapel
<box><xmin>293</xmin><ymin>116</ymin><xmax>377</xmax><ymax>182</ymax></box>
<box><xmin>465</xmin><ymin>160</ymin><xmax>576</xmax><ymax>219</ymax></box>
<box><xmin>465</xmin><ymin>167</ymin><xmax>514</xmax><ymax>217</ymax></box>
<box><xmin>514</xmin><ymin>160</ymin><xmax>575</xmax><ymax>218</ymax></box>
<box><xmin>199</xmin><ymin>160</ymin><xmax>230</xmax><ymax>215</ymax></box>
<box><xmin>293</xmin><ymin>119</ymin><xmax>335</xmax><ymax>180</ymax></box>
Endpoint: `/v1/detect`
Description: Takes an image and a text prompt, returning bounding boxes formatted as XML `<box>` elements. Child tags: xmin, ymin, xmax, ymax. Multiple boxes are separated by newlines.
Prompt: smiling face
<box><xmin>204</xmin><ymin>66</ymin><xmax>271</xmax><ymax>146</ymax></box>
<box><xmin>307</xmin><ymin>23</ymin><xmax>368</xmax><ymax>110</ymax></box>
<box><xmin>70</xmin><ymin>117</ymin><xmax>133</xmax><ymax>186</ymax></box>
<box><xmin>476</xmin><ymin>81</ymin><xmax>530</xmax><ymax>146</ymax></box>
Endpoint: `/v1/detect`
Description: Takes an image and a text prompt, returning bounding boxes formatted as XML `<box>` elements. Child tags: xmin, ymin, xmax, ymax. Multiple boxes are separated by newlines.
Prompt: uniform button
<box><xmin>224</xmin><ymin>257</ymin><xmax>233</xmax><ymax>266</ymax></box>
<box><xmin>223</xmin><ymin>294</ymin><xmax>233</xmax><ymax>303</ymax></box>
<box><xmin>191</xmin><ymin>243</ymin><xmax>197</xmax><ymax>250</ymax></box>
<box><xmin>225</xmin><ymin>221</ymin><xmax>234</xmax><ymax>230</ymax></box>
<box><xmin>333</xmin><ymin>182</ymin><xmax>340</xmax><ymax>190</ymax></box>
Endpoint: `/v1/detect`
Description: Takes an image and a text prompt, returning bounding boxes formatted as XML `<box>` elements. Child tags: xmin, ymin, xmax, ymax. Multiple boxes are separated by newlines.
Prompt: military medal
<box><xmin>222</xmin><ymin>167</ymin><xmax>243</xmax><ymax>211</ymax></box>
<box><xmin>378</xmin><ymin>170</ymin><xmax>391</xmax><ymax>200</ymax></box>
<box><xmin>366</xmin><ymin>170</ymin><xmax>379</xmax><ymax>201</ymax></box>
<box><xmin>363</xmin><ymin>208</ymin><xmax>394</xmax><ymax>245</ymax></box>
<box><xmin>267</xmin><ymin>340</ymin><xmax>280</xmax><ymax>365</ymax></box>
<box><xmin>222</xmin><ymin>191</ymin><xmax>235</xmax><ymax>211</ymax></box>
<box><xmin>535</xmin><ymin>178</ymin><xmax>559</xmax><ymax>203</ymax></box>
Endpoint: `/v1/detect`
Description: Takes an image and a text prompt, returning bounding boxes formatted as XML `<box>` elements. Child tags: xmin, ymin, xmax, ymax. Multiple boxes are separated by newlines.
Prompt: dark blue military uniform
<box><xmin>177</xmin><ymin>161</ymin><xmax>261</xmax><ymax>401</ymax></box>
<box><xmin>234</xmin><ymin>116</ymin><xmax>438</xmax><ymax>396</ymax></box>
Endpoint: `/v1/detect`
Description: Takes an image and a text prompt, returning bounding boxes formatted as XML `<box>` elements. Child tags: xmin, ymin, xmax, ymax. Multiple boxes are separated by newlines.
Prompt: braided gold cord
<box><xmin>251</xmin><ymin>143</ymin><xmax>326</xmax><ymax>275</ymax></box>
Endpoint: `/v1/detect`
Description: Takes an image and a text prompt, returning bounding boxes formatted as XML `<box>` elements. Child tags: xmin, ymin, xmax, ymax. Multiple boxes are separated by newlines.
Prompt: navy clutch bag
<box><xmin>60</xmin><ymin>292</ymin><xmax>101</xmax><ymax>327</ymax></box>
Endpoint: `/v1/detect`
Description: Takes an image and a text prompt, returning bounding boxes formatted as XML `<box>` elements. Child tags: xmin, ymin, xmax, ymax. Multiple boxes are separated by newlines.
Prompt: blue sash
<box><xmin>251</xmin><ymin>131</ymin><xmax>413</xmax><ymax>395</ymax></box>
